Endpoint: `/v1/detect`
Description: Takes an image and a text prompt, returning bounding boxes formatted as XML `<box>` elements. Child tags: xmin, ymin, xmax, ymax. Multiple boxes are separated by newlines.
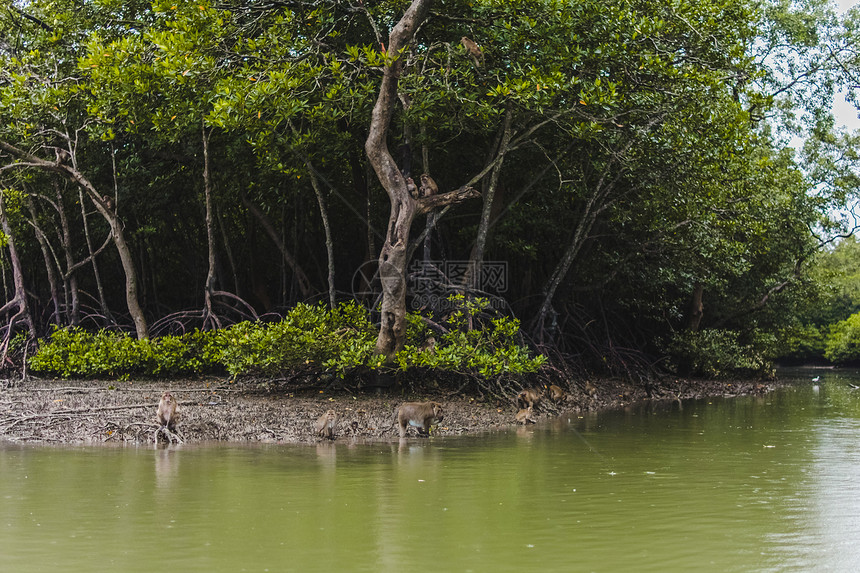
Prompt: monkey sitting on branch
<box><xmin>406</xmin><ymin>176</ymin><xmax>419</xmax><ymax>199</ymax></box>
<box><xmin>419</xmin><ymin>173</ymin><xmax>438</xmax><ymax>198</ymax></box>
<box><xmin>460</xmin><ymin>36</ymin><xmax>484</xmax><ymax>68</ymax></box>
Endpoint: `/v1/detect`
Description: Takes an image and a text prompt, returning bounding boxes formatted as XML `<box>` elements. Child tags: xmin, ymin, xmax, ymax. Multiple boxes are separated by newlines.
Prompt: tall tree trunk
<box><xmin>534</xmin><ymin>178</ymin><xmax>617</xmax><ymax>341</ymax></box>
<box><xmin>55</xmin><ymin>182</ymin><xmax>80</xmax><ymax>326</ymax></box>
<box><xmin>533</xmin><ymin>122</ymin><xmax>661</xmax><ymax>341</ymax></box>
<box><xmin>466</xmin><ymin>103</ymin><xmax>513</xmax><ymax>287</ymax></box>
<box><xmin>303</xmin><ymin>159</ymin><xmax>336</xmax><ymax>309</ymax></box>
<box><xmin>216</xmin><ymin>204</ymin><xmax>239</xmax><ymax>296</ymax></box>
<box><xmin>365</xmin><ymin>0</ymin><xmax>479</xmax><ymax>358</ymax></box>
<box><xmin>0</xmin><ymin>249</ymin><xmax>8</xmax><ymax>307</ymax></box>
<box><xmin>0</xmin><ymin>139</ymin><xmax>149</xmax><ymax>339</ymax></box>
<box><xmin>0</xmin><ymin>190</ymin><xmax>36</xmax><ymax>361</ymax></box>
<box><xmin>86</xmin><ymin>191</ymin><xmax>146</xmax><ymax>338</ymax></box>
<box><xmin>24</xmin><ymin>195</ymin><xmax>61</xmax><ymax>325</ymax></box>
<box><xmin>687</xmin><ymin>282</ymin><xmax>704</xmax><ymax>332</ymax></box>
<box><xmin>240</xmin><ymin>193</ymin><xmax>312</xmax><ymax>300</ymax></box>
<box><xmin>366</xmin><ymin>161</ymin><xmax>376</xmax><ymax>265</ymax></box>
<box><xmin>201</xmin><ymin>122</ymin><xmax>220</xmax><ymax>329</ymax></box>
<box><xmin>79</xmin><ymin>187</ymin><xmax>113</xmax><ymax>325</ymax></box>
<box><xmin>421</xmin><ymin>128</ymin><xmax>434</xmax><ymax>263</ymax></box>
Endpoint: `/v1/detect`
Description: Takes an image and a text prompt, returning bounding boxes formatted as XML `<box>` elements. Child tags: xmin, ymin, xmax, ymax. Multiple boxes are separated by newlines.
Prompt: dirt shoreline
<box><xmin>0</xmin><ymin>376</ymin><xmax>778</xmax><ymax>445</ymax></box>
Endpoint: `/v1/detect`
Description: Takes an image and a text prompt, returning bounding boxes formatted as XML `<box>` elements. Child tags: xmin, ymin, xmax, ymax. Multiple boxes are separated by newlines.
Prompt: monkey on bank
<box><xmin>547</xmin><ymin>384</ymin><xmax>566</xmax><ymax>402</ymax></box>
<box><xmin>516</xmin><ymin>388</ymin><xmax>543</xmax><ymax>410</ymax></box>
<box><xmin>315</xmin><ymin>409</ymin><xmax>338</xmax><ymax>440</ymax></box>
<box><xmin>157</xmin><ymin>391</ymin><xmax>179</xmax><ymax>431</ymax></box>
<box><xmin>515</xmin><ymin>406</ymin><xmax>535</xmax><ymax>425</ymax></box>
<box><xmin>397</xmin><ymin>401</ymin><xmax>444</xmax><ymax>438</ymax></box>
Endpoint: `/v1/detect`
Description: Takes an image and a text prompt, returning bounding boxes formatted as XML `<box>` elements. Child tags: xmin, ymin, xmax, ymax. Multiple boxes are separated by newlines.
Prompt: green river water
<box><xmin>1</xmin><ymin>367</ymin><xmax>859</xmax><ymax>572</ymax></box>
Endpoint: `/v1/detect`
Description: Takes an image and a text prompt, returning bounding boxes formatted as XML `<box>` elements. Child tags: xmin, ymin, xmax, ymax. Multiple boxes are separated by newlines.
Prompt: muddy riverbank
<box><xmin>0</xmin><ymin>376</ymin><xmax>777</xmax><ymax>445</ymax></box>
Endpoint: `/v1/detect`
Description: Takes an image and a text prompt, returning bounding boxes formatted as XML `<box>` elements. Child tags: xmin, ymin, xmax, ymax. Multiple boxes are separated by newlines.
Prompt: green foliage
<box><xmin>218</xmin><ymin>301</ymin><xmax>377</xmax><ymax>377</ymax></box>
<box><xmin>812</xmin><ymin>237</ymin><xmax>860</xmax><ymax>322</ymax></box>
<box><xmin>395</xmin><ymin>296</ymin><xmax>546</xmax><ymax>378</ymax></box>
<box><xmin>824</xmin><ymin>313</ymin><xmax>860</xmax><ymax>364</ymax></box>
<box><xmin>775</xmin><ymin>237</ymin><xmax>860</xmax><ymax>363</ymax></box>
<box><xmin>29</xmin><ymin>300</ymin><xmax>544</xmax><ymax>381</ymax></box>
<box><xmin>29</xmin><ymin>327</ymin><xmax>223</xmax><ymax>377</ymax></box>
<box><xmin>666</xmin><ymin>329</ymin><xmax>774</xmax><ymax>378</ymax></box>
<box><xmin>5</xmin><ymin>0</ymin><xmax>858</xmax><ymax>382</ymax></box>
<box><xmin>774</xmin><ymin>324</ymin><xmax>827</xmax><ymax>363</ymax></box>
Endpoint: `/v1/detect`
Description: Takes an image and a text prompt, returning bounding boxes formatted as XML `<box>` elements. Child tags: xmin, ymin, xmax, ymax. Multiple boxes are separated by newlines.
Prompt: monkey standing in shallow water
<box><xmin>397</xmin><ymin>401</ymin><xmax>444</xmax><ymax>438</ymax></box>
<box><xmin>515</xmin><ymin>406</ymin><xmax>535</xmax><ymax>425</ymax></box>
<box><xmin>315</xmin><ymin>409</ymin><xmax>338</xmax><ymax>440</ymax></box>
<box><xmin>157</xmin><ymin>391</ymin><xmax>179</xmax><ymax>431</ymax></box>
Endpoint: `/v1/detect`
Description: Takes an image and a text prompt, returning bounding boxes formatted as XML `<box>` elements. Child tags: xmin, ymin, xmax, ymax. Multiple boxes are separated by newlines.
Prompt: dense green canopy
<box><xmin>1</xmin><ymin>0</ymin><xmax>859</xmax><ymax>378</ymax></box>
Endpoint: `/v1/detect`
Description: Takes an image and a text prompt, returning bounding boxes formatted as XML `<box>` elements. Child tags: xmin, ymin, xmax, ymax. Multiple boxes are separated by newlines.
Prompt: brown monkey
<box><xmin>419</xmin><ymin>173</ymin><xmax>438</xmax><ymax>198</ymax></box>
<box><xmin>460</xmin><ymin>36</ymin><xmax>483</xmax><ymax>67</ymax></box>
<box><xmin>157</xmin><ymin>391</ymin><xmax>179</xmax><ymax>431</ymax></box>
<box><xmin>397</xmin><ymin>401</ymin><xmax>444</xmax><ymax>438</ymax></box>
<box><xmin>406</xmin><ymin>176</ymin><xmax>419</xmax><ymax>199</ymax></box>
<box><xmin>419</xmin><ymin>336</ymin><xmax>437</xmax><ymax>353</ymax></box>
<box><xmin>516</xmin><ymin>388</ymin><xmax>543</xmax><ymax>410</ymax></box>
<box><xmin>515</xmin><ymin>406</ymin><xmax>535</xmax><ymax>425</ymax></box>
<box><xmin>547</xmin><ymin>384</ymin><xmax>566</xmax><ymax>402</ymax></box>
<box><xmin>315</xmin><ymin>409</ymin><xmax>338</xmax><ymax>440</ymax></box>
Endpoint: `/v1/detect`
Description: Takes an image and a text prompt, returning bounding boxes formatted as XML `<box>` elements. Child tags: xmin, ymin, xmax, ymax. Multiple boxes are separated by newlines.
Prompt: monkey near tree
<box><xmin>157</xmin><ymin>391</ymin><xmax>179</xmax><ymax>431</ymax></box>
<box><xmin>315</xmin><ymin>409</ymin><xmax>338</xmax><ymax>440</ymax></box>
<box><xmin>54</xmin><ymin>148</ymin><xmax>70</xmax><ymax>164</ymax></box>
<box><xmin>406</xmin><ymin>176</ymin><xmax>419</xmax><ymax>199</ymax></box>
<box><xmin>460</xmin><ymin>36</ymin><xmax>483</xmax><ymax>67</ymax></box>
<box><xmin>419</xmin><ymin>173</ymin><xmax>438</xmax><ymax>198</ymax></box>
<box><xmin>397</xmin><ymin>401</ymin><xmax>444</xmax><ymax>438</ymax></box>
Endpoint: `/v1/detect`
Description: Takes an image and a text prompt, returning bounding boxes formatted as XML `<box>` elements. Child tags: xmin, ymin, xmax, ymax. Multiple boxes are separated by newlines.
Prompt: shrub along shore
<box><xmin>28</xmin><ymin>298</ymin><xmax>544</xmax><ymax>383</ymax></box>
<box><xmin>0</xmin><ymin>298</ymin><xmax>784</xmax><ymax>445</ymax></box>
